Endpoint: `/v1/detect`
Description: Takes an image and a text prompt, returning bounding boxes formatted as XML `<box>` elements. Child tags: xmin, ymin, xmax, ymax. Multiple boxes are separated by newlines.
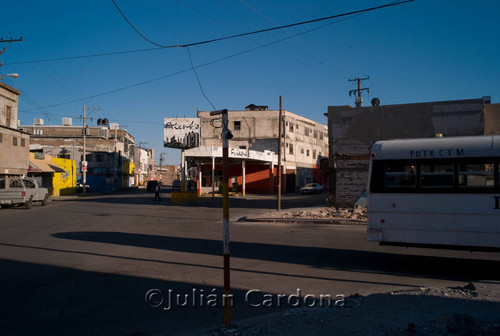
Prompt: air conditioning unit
<box><xmin>98</xmin><ymin>128</ymin><xmax>109</xmax><ymax>139</ymax></box>
<box><xmin>62</xmin><ymin>118</ymin><xmax>72</xmax><ymax>126</ymax></box>
<box><xmin>34</xmin><ymin>118</ymin><xmax>44</xmax><ymax>125</ymax></box>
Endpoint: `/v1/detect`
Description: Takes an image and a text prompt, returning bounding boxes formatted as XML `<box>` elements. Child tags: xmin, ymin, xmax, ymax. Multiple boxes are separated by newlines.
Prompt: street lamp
<box><xmin>0</xmin><ymin>73</ymin><xmax>19</xmax><ymax>79</ymax></box>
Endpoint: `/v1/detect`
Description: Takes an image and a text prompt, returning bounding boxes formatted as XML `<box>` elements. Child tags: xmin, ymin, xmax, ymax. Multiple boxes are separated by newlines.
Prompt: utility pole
<box><xmin>277</xmin><ymin>96</ymin><xmax>283</xmax><ymax>211</ymax></box>
<box><xmin>159</xmin><ymin>153</ymin><xmax>167</xmax><ymax>184</ymax></box>
<box><xmin>76</xmin><ymin>105</ymin><xmax>99</xmax><ymax>194</ymax></box>
<box><xmin>0</xmin><ymin>36</ymin><xmax>23</xmax><ymax>62</ymax></box>
<box><xmin>348</xmin><ymin>76</ymin><xmax>369</xmax><ymax>107</ymax></box>
<box><xmin>209</xmin><ymin>109</ymin><xmax>232</xmax><ymax>327</ymax></box>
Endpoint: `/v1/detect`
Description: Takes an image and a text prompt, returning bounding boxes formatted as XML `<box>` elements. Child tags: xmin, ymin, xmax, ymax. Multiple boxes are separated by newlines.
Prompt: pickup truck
<box><xmin>0</xmin><ymin>176</ymin><xmax>49</xmax><ymax>209</ymax></box>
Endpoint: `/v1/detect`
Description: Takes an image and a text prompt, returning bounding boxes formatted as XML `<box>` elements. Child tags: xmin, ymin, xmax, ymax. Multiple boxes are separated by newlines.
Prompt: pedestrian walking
<box><xmin>154</xmin><ymin>183</ymin><xmax>162</xmax><ymax>201</ymax></box>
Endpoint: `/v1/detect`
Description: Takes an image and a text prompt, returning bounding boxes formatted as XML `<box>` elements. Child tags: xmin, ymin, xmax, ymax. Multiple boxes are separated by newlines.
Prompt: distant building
<box><xmin>0</xmin><ymin>81</ymin><xmax>29</xmax><ymax>176</ymax></box>
<box><xmin>20</xmin><ymin>118</ymin><xmax>147</xmax><ymax>192</ymax></box>
<box><xmin>325</xmin><ymin>97</ymin><xmax>500</xmax><ymax>207</ymax></box>
<box><xmin>184</xmin><ymin>105</ymin><xmax>328</xmax><ymax>194</ymax></box>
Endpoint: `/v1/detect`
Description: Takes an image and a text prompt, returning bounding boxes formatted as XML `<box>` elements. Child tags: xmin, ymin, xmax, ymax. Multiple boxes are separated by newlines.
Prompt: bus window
<box><xmin>384</xmin><ymin>161</ymin><xmax>416</xmax><ymax>188</ymax></box>
<box><xmin>420</xmin><ymin>161</ymin><xmax>454</xmax><ymax>188</ymax></box>
<box><xmin>458</xmin><ymin>161</ymin><xmax>495</xmax><ymax>188</ymax></box>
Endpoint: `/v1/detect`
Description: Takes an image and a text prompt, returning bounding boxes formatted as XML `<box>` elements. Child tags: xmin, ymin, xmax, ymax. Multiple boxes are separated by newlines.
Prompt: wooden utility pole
<box><xmin>0</xmin><ymin>36</ymin><xmax>23</xmax><ymax>60</ymax></box>
<box><xmin>209</xmin><ymin>109</ymin><xmax>232</xmax><ymax>327</ymax></box>
<box><xmin>348</xmin><ymin>76</ymin><xmax>369</xmax><ymax>107</ymax></box>
<box><xmin>277</xmin><ymin>96</ymin><xmax>283</xmax><ymax>211</ymax></box>
<box><xmin>76</xmin><ymin>106</ymin><xmax>99</xmax><ymax>194</ymax></box>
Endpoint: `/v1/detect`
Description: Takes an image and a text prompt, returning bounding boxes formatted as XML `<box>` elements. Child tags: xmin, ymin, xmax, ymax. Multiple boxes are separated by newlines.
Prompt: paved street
<box><xmin>0</xmin><ymin>191</ymin><xmax>499</xmax><ymax>336</ymax></box>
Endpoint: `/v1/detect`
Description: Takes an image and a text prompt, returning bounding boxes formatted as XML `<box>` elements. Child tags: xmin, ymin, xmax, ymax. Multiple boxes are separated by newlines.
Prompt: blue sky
<box><xmin>1</xmin><ymin>0</ymin><xmax>499</xmax><ymax>165</ymax></box>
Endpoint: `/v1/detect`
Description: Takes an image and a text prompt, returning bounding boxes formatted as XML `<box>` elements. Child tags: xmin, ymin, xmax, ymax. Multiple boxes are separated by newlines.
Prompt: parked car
<box><xmin>0</xmin><ymin>176</ymin><xmax>49</xmax><ymax>209</ymax></box>
<box><xmin>300</xmin><ymin>183</ymin><xmax>323</xmax><ymax>194</ymax></box>
<box><xmin>147</xmin><ymin>180</ymin><xmax>160</xmax><ymax>192</ymax></box>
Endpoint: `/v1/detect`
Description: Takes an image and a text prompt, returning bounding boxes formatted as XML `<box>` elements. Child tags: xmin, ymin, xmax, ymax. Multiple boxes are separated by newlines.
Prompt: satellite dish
<box><xmin>371</xmin><ymin>98</ymin><xmax>380</xmax><ymax>106</ymax></box>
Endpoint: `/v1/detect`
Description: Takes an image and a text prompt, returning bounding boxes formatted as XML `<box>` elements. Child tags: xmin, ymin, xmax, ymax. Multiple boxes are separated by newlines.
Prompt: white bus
<box><xmin>367</xmin><ymin>135</ymin><xmax>500</xmax><ymax>251</ymax></box>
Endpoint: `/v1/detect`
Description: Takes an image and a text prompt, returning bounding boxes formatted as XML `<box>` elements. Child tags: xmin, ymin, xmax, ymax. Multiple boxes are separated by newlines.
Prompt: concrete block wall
<box><xmin>327</xmin><ymin>99</ymin><xmax>486</xmax><ymax>207</ymax></box>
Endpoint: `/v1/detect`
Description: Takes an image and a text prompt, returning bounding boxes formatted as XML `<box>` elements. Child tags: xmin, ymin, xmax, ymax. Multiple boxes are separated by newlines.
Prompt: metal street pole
<box><xmin>277</xmin><ymin>96</ymin><xmax>283</xmax><ymax>211</ymax></box>
<box><xmin>210</xmin><ymin>109</ymin><xmax>231</xmax><ymax>327</ymax></box>
<box><xmin>83</xmin><ymin>105</ymin><xmax>87</xmax><ymax>195</ymax></box>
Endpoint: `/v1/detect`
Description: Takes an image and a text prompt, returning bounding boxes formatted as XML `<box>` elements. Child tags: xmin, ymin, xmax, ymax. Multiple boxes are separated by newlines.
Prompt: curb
<box><xmin>241</xmin><ymin>217</ymin><xmax>367</xmax><ymax>225</ymax></box>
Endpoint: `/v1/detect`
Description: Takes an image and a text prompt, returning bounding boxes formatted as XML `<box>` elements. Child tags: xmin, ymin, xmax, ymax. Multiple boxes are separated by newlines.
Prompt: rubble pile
<box><xmin>279</xmin><ymin>206</ymin><xmax>367</xmax><ymax>221</ymax></box>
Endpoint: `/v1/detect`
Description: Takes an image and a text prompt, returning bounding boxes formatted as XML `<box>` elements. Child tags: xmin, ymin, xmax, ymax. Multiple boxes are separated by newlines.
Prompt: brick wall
<box><xmin>327</xmin><ymin>99</ymin><xmax>486</xmax><ymax>207</ymax></box>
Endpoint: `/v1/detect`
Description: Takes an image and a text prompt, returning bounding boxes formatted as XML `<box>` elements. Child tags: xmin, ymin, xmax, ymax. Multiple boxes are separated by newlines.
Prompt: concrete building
<box><xmin>185</xmin><ymin>104</ymin><xmax>328</xmax><ymax>194</ymax></box>
<box><xmin>20</xmin><ymin>118</ymin><xmax>141</xmax><ymax>192</ymax></box>
<box><xmin>0</xmin><ymin>81</ymin><xmax>29</xmax><ymax>176</ymax></box>
<box><xmin>325</xmin><ymin>97</ymin><xmax>499</xmax><ymax>207</ymax></box>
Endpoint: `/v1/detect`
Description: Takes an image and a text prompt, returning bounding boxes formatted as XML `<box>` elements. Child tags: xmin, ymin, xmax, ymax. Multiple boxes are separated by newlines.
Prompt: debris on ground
<box><xmin>194</xmin><ymin>282</ymin><xmax>499</xmax><ymax>336</ymax></box>
<box><xmin>256</xmin><ymin>206</ymin><xmax>367</xmax><ymax>221</ymax></box>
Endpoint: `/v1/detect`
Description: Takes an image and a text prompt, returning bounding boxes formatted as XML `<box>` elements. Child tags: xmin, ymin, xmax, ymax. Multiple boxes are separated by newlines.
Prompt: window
<box><xmin>239</xmin><ymin>145</ymin><xmax>247</xmax><ymax>149</ymax></box>
<box><xmin>10</xmin><ymin>180</ymin><xmax>23</xmax><ymax>188</ymax></box>
<box><xmin>458</xmin><ymin>160</ymin><xmax>495</xmax><ymax>188</ymax></box>
<box><xmin>21</xmin><ymin>139</ymin><xmax>26</xmax><ymax>147</ymax></box>
<box><xmin>13</xmin><ymin>137</ymin><xmax>18</xmax><ymax>146</ymax></box>
<box><xmin>0</xmin><ymin>179</ymin><xmax>5</xmax><ymax>189</ymax></box>
<box><xmin>304</xmin><ymin>127</ymin><xmax>310</xmax><ymax>136</ymax></box>
<box><xmin>289</xmin><ymin>144</ymin><xmax>294</xmax><ymax>155</ymax></box>
<box><xmin>306</xmin><ymin>149</ymin><xmax>310</xmax><ymax>157</ymax></box>
<box><xmin>234</xmin><ymin>121</ymin><xmax>241</xmax><ymax>131</ymax></box>
<box><xmin>313</xmin><ymin>150</ymin><xmax>316</xmax><ymax>159</ymax></box>
<box><xmin>313</xmin><ymin>130</ymin><xmax>318</xmax><ymax>139</ymax></box>
<box><xmin>289</xmin><ymin>123</ymin><xmax>294</xmax><ymax>132</ymax></box>
<box><xmin>301</xmin><ymin>148</ymin><xmax>304</xmax><ymax>154</ymax></box>
<box><xmin>384</xmin><ymin>161</ymin><xmax>417</xmax><ymax>188</ymax></box>
<box><xmin>320</xmin><ymin>132</ymin><xmax>324</xmax><ymax>140</ymax></box>
<box><xmin>5</xmin><ymin>106</ymin><xmax>12</xmax><ymax>128</ymax></box>
<box><xmin>420</xmin><ymin>161</ymin><xmax>454</xmax><ymax>188</ymax></box>
<box><xmin>23</xmin><ymin>179</ymin><xmax>35</xmax><ymax>188</ymax></box>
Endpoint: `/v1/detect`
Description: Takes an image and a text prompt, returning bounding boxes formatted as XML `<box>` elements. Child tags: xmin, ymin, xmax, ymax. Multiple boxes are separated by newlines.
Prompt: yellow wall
<box><xmin>124</xmin><ymin>160</ymin><xmax>135</xmax><ymax>174</ymax></box>
<box><xmin>52</xmin><ymin>157</ymin><xmax>76</xmax><ymax>196</ymax></box>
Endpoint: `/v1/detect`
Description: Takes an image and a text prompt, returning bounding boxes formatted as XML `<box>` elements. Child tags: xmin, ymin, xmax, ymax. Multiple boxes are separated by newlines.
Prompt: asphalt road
<box><xmin>0</xmin><ymin>191</ymin><xmax>498</xmax><ymax>336</ymax></box>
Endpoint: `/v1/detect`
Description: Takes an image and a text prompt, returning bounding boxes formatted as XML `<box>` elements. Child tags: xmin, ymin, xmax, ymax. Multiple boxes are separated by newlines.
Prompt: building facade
<box><xmin>187</xmin><ymin>104</ymin><xmax>328</xmax><ymax>194</ymax></box>
<box><xmin>20</xmin><ymin>118</ymin><xmax>143</xmax><ymax>192</ymax></box>
<box><xmin>0</xmin><ymin>81</ymin><xmax>29</xmax><ymax>176</ymax></box>
<box><xmin>326</xmin><ymin>97</ymin><xmax>499</xmax><ymax>207</ymax></box>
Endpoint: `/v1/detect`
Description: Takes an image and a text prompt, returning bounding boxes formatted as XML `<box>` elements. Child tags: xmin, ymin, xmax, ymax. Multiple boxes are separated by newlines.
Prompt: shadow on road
<box><xmin>61</xmin><ymin>191</ymin><xmax>327</xmax><ymax>210</ymax></box>
<box><xmin>52</xmin><ymin>231</ymin><xmax>500</xmax><ymax>282</ymax></box>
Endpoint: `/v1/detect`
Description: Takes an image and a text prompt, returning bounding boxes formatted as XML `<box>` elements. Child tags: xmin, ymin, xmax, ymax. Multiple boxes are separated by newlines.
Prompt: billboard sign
<box><xmin>164</xmin><ymin>118</ymin><xmax>201</xmax><ymax>149</ymax></box>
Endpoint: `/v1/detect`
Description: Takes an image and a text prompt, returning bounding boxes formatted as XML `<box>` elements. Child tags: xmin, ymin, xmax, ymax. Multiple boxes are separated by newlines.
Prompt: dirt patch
<box><xmin>198</xmin><ymin>282</ymin><xmax>499</xmax><ymax>336</ymax></box>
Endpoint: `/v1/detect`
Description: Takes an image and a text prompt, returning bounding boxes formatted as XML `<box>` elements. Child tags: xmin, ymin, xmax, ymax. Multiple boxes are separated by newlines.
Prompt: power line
<box><xmin>111</xmin><ymin>0</ymin><xmax>414</xmax><ymax>48</ymax></box>
<box><xmin>186</xmin><ymin>47</ymin><xmax>217</xmax><ymax>111</ymax></box>
<box><xmin>19</xmin><ymin>10</ymin><xmax>380</xmax><ymax>114</ymax></box>
<box><xmin>2</xmin><ymin>47</ymin><xmax>162</xmax><ymax>66</ymax></box>
<box><xmin>5</xmin><ymin>1</ymin><xmax>414</xmax><ymax>67</ymax></box>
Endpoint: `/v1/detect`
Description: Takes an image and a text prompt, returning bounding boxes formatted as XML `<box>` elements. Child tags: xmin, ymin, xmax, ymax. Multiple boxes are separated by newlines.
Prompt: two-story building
<box><xmin>20</xmin><ymin>118</ymin><xmax>141</xmax><ymax>192</ymax></box>
<box><xmin>184</xmin><ymin>104</ymin><xmax>328</xmax><ymax>194</ymax></box>
<box><xmin>0</xmin><ymin>81</ymin><xmax>29</xmax><ymax>177</ymax></box>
